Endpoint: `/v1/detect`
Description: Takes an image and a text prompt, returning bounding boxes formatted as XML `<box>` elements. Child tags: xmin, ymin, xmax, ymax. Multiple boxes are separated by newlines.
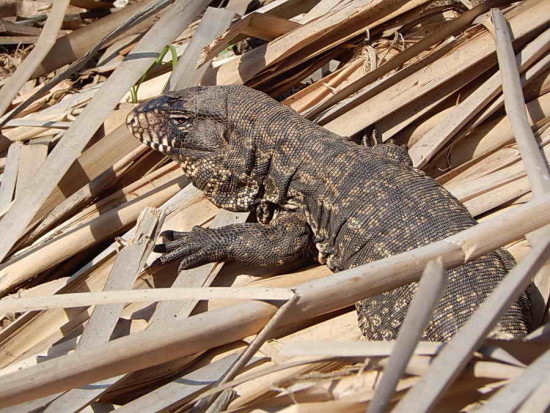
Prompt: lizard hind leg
<box><xmin>361</xmin><ymin>126</ymin><xmax>412</xmax><ymax>165</ymax></box>
<box><xmin>369</xmin><ymin>143</ymin><xmax>413</xmax><ymax>166</ymax></box>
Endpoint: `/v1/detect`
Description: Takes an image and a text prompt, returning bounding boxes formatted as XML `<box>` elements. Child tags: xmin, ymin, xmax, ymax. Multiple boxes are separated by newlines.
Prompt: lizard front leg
<box><xmin>155</xmin><ymin>212</ymin><xmax>313</xmax><ymax>271</ymax></box>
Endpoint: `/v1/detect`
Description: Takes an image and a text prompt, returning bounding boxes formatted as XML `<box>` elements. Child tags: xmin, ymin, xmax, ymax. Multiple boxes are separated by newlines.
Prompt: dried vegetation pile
<box><xmin>0</xmin><ymin>0</ymin><xmax>549</xmax><ymax>411</ymax></box>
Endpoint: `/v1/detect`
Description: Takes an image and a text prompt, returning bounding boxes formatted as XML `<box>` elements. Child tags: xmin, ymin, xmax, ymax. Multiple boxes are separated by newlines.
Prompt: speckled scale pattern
<box><xmin>127</xmin><ymin>85</ymin><xmax>532</xmax><ymax>342</ymax></box>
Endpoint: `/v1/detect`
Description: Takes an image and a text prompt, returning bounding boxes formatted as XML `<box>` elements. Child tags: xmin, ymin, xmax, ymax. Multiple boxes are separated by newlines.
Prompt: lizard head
<box><xmin>126</xmin><ymin>86</ymin><xmax>227</xmax><ymax>170</ymax></box>
<box><xmin>126</xmin><ymin>86</ymin><xmax>281</xmax><ymax>211</ymax></box>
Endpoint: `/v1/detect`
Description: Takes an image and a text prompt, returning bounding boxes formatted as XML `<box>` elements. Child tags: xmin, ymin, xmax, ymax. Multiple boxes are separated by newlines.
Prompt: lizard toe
<box><xmin>160</xmin><ymin>230</ymin><xmax>190</xmax><ymax>242</ymax></box>
<box><xmin>177</xmin><ymin>250</ymin><xmax>213</xmax><ymax>271</ymax></box>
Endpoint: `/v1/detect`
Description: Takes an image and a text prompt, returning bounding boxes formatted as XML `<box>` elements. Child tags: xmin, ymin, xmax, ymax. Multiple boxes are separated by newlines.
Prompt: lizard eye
<box><xmin>171</xmin><ymin>116</ymin><xmax>189</xmax><ymax>126</ymax></box>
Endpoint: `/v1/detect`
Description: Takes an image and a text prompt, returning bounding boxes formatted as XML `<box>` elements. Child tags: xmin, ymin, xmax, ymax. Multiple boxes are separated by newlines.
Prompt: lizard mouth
<box><xmin>126</xmin><ymin>110</ymin><xmax>180</xmax><ymax>156</ymax></box>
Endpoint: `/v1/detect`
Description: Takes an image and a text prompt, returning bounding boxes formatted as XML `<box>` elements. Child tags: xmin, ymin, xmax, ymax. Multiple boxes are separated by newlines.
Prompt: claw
<box><xmin>153</xmin><ymin>243</ymin><xmax>168</xmax><ymax>253</ymax></box>
<box><xmin>177</xmin><ymin>250</ymin><xmax>211</xmax><ymax>271</ymax></box>
<box><xmin>154</xmin><ymin>226</ymin><xmax>228</xmax><ymax>270</ymax></box>
<box><xmin>160</xmin><ymin>230</ymin><xmax>176</xmax><ymax>242</ymax></box>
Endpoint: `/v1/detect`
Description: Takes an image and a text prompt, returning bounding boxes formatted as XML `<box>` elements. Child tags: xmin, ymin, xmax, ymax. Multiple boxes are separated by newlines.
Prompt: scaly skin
<box><xmin>127</xmin><ymin>85</ymin><xmax>532</xmax><ymax>342</ymax></box>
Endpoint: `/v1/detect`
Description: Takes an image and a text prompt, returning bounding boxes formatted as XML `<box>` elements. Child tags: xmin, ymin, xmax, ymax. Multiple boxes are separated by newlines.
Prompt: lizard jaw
<box><xmin>126</xmin><ymin>110</ymin><xmax>180</xmax><ymax>156</ymax></box>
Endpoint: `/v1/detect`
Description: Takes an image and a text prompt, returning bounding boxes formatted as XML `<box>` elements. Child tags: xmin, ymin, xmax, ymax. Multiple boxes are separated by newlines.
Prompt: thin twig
<box><xmin>0</xmin><ymin>0</ymin><xmax>174</xmax><ymax>127</ymax></box>
<box><xmin>1</xmin><ymin>193</ymin><xmax>550</xmax><ymax>407</ymax></box>
<box><xmin>39</xmin><ymin>208</ymin><xmax>165</xmax><ymax>412</ymax></box>
<box><xmin>367</xmin><ymin>259</ymin><xmax>447</xmax><ymax>413</ymax></box>
<box><xmin>393</xmin><ymin>233</ymin><xmax>550</xmax><ymax>413</ymax></box>
<box><xmin>24</xmin><ymin>144</ymin><xmax>149</xmax><ymax>245</ymax></box>
<box><xmin>166</xmin><ymin>6</ymin><xmax>235</xmax><ymax>92</ymax></box>
<box><xmin>0</xmin><ymin>0</ymin><xmax>70</xmax><ymax>118</ymax></box>
<box><xmin>491</xmin><ymin>9</ymin><xmax>550</xmax><ymax>196</ymax></box>
<box><xmin>475</xmin><ymin>348</ymin><xmax>550</xmax><ymax>413</ymax></box>
<box><xmin>0</xmin><ymin>287</ymin><xmax>294</xmax><ymax>314</ymax></box>
<box><xmin>112</xmin><ymin>354</ymin><xmax>243</xmax><ymax>413</ymax></box>
<box><xmin>78</xmin><ymin>208</ymin><xmax>165</xmax><ymax>348</ymax></box>
<box><xmin>492</xmin><ymin>7</ymin><xmax>550</xmax><ymax>327</ymax></box>
<box><xmin>515</xmin><ymin>371</ymin><xmax>550</xmax><ymax>413</ymax></box>
<box><xmin>303</xmin><ymin>0</ymin><xmax>513</xmax><ymax>120</ymax></box>
<box><xmin>409</xmin><ymin>27</ymin><xmax>550</xmax><ymax>168</ymax></box>
<box><xmin>193</xmin><ymin>291</ymin><xmax>301</xmax><ymax>412</ymax></box>
<box><xmin>0</xmin><ymin>0</ymin><xmax>213</xmax><ymax>264</ymax></box>
<box><xmin>0</xmin><ymin>142</ymin><xmax>21</xmax><ymax>211</ymax></box>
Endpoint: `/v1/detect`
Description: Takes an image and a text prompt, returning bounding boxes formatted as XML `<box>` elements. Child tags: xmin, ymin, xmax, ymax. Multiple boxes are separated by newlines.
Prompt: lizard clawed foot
<box><xmin>154</xmin><ymin>226</ymin><xmax>232</xmax><ymax>271</ymax></box>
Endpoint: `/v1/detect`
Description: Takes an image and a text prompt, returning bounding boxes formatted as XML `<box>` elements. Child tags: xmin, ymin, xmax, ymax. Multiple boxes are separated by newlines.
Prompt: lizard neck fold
<box><xmin>225</xmin><ymin>89</ymin><xmax>342</xmax><ymax>210</ymax></box>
